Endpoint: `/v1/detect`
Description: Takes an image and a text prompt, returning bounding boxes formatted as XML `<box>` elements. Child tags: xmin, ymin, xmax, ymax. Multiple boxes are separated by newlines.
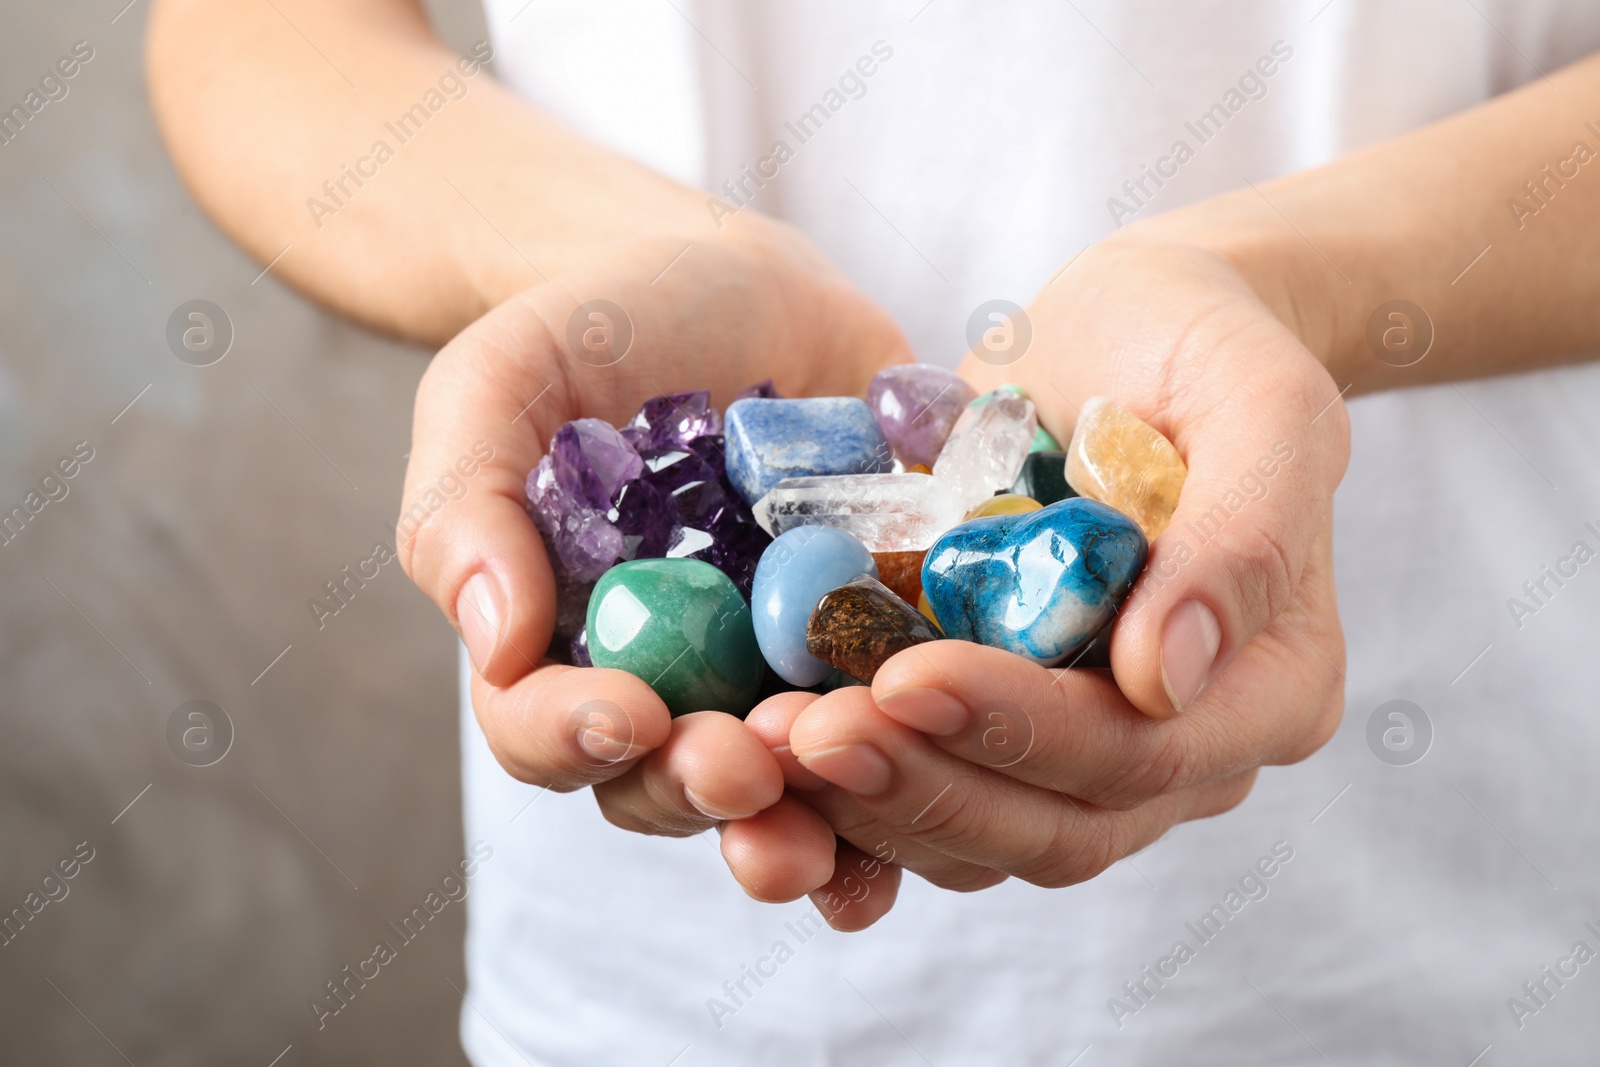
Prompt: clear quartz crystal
<box><xmin>752</xmin><ymin>474</ymin><xmax>965</xmax><ymax>553</ymax></box>
<box><xmin>932</xmin><ymin>393</ymin><xmax>1038</xmax><ymax>512</ymax></box>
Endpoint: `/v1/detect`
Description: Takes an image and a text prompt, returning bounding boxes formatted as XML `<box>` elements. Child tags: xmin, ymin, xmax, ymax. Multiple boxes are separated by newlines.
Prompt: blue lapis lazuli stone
<box><xmin>751</xmin><ymin>526</ymin><xmax>878</xmax><ymax>686</ymax></box>
<box><xmin>921</xmin><ymin>498</ymin><xmax>1148</xmax><ymax>666</ymax></box>
<box><xmin>723</xmin><ymin>397</ymin><xmax>892</xmax><ymax>505</ymax></box>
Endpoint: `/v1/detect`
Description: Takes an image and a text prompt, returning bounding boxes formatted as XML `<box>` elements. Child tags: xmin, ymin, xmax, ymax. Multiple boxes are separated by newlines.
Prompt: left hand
<box><xmin>733</xmin><ymin>218</ymin><xmax>1352</xmax><ymax>926</ymax></box>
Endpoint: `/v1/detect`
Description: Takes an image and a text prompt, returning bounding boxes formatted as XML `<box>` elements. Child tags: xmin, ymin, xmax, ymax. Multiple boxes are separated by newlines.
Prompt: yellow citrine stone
<box><xmin>1065</xmin><ymin>397</ymin><xmax>1186</xmax><ymax>538</ymax></box>
<box><xmin>917</xmin><ymin>590</ymin><xmax>939</xmax><ymax>625</ymax></box>
<box><xmin>963</xmin><ymin>493</ymin><xmax>1043</xmax><ymax>520</ymax></box>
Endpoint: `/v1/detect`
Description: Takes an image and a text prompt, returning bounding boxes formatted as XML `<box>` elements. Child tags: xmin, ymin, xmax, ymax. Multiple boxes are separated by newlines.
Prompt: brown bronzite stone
<box><xmin>806</xmin><ymin>575</ymin><xmax>943</xmax><ymax>685</ymax></box>
<box><xmin>872</xmin><ymin>549</ymin><xmax>927</xmax><ymax>606</ymax></box>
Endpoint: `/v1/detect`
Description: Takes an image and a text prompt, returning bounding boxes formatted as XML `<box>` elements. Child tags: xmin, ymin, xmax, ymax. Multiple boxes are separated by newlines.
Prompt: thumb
<box><xmin>399</xmin><ymin>290</ymin><xmax>570</xmax><ymax>687</ymax></box>
<box><xmin>1107</xmin><ymin>355</ymin><xmax>1350</xmax><ymax>718</ymax></box>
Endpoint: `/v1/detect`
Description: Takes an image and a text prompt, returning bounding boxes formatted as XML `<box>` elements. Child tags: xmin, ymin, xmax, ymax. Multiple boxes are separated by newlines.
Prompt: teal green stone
<box><xmin>1030</xmin><ymin>425</ymin><xmax>1061</xmax><ymax>452</ymax></box>
<box><xmin>586</xmin><ymin>559</ymin><xmax>763</xmax><ymax>717</ymax></box>
<box><xmin>1011</xmin><ymin>450</ymin><xmax>1077</xmax><ymax>505</ymax></box>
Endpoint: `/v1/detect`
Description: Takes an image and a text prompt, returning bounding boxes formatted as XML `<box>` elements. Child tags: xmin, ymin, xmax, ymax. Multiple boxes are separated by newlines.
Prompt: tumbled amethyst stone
<box><xmin>621</xmin><ymin>390</ymin><xmax>721</xmax><ymax>451</ymax></box>
<box><xmin>868</xmin><ymin>364</ymin><xmax>978</xmax><ymax>469</ymax></box>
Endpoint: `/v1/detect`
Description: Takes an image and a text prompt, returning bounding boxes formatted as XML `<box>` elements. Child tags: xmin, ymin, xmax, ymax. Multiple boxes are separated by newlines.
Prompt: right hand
<box><xmin>397</xmin><ymin>214</ymin><xmax>913</xmax><ymax>904</ymax></box>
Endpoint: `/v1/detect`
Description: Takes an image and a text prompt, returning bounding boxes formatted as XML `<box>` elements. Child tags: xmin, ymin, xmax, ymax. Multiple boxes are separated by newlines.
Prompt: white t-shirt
<box><xmin>461</xmin><ymin>3</ymin><xmax>1600</xmax><ymax>1064</ymax></box>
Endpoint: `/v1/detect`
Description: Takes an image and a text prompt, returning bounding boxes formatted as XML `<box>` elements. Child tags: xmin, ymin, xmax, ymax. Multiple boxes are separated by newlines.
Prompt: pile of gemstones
<box><xmin>525</xmin><ymin>365</ymin><xmax>1186</xmax><ymax>717</ymax></box>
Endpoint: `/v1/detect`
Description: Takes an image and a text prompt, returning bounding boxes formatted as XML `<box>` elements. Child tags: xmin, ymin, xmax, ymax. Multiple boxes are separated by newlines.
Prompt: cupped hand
<box><xmin>745</xmin><ymin>221</ymin><xmax>1353</xmax><ymax>926</ymax></box>
<box><xmin>397</xmin><ymin>214</ymin><xmax>912</xmax><ymax>903</ymax></box>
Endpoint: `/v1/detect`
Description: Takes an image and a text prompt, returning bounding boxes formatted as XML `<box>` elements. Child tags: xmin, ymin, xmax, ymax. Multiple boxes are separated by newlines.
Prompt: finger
<box><xmin>718</xmin><ymin>794</ymin><xmax>837</xmax><ymax>902</ymax></box>
<box><xmin>744</xmin><ymin>693</ymin><xmax>1007</xmax><ymax>889</ymax></box>
<box><xmin>744</xmin><ymin>690</ymin><xmax>831</xmax><ymax>791</ymax></box>
<box><xmin>400</xmin><ymin>291</ymin><xmax>575</xmax><ymax>687</ymax></box>
<box><xmin>470</xmin><ymin>663</ymin><xmax>671</xmax><ymax>790</ymax></box>
<box><xmin>808</xmin><ymin>839</ymin><xmax>903</xmax><ymax>932</ymax></box>
<box><xmin>792</xmin><ymin>687</ymin><xmax>1255</xmax><ymax>886</ymax></box>
<box><xmin>593</xmin><ymin>711</ymin><xmax>785</xmax><ymax>835</ymax></box>
<box><xmin>802</xmin><ymin>788</ymin><xmax>1009</xmax><ymax>893</ymax></box>
<box><xmin>871</xmin><ymin>553</ymin><xmax>1341</xmax><ymax>811</ymax></box>
<box><xmin>1096</xmin><ymin>315</ymin><xmax>1348</xmax><ymax>717</ymax></box>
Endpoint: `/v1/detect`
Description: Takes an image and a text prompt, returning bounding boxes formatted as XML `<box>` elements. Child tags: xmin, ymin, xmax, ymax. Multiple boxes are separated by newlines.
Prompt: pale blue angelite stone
<box><xmin>921</xmin><ymin>498</ymin><xmax>1147</xmax><ymax>666</ymax></box>
<box><xmin>724</xmin><ymin>397</ymin><xmax>892</xmax><ymax>505</ymax></box>
<box><xmin>751</xmin><ymin>526</ymin><xmax>878</xmax><ymax>686</ymax></box>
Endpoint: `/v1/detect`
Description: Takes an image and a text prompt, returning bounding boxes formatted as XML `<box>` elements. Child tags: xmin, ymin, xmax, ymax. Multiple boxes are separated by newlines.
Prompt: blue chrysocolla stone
<box><xmin>921</xmin><ymin>498</ymin><xmax>1147</xmax><ymax>666</ymax></box>
<box><xmin>723</xmin><ymin>397</ymin><xmax>892</xmax><ymax>505</ymax></box>
<box><xmin>750</xmin><ymin>526</ymin><xmax>878</xmax><ymax>686</ymax></box>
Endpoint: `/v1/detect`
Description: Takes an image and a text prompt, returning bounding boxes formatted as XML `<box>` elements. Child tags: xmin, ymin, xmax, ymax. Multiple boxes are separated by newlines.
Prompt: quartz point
<box><xmin>752</xmin><ymin>473</ymin><xmax>965</xmax><ymax>553</ymax></box>
<box><xmin>931</xmin><ymin>391</ymin><xmax>1037</xmax><ymax>513</ymax></box>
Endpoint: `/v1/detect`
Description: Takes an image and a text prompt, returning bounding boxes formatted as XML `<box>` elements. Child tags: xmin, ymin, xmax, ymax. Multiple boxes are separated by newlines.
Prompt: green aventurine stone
<box><xmin>1029</xmin><ymin>425</ymin><xmax>1061</xmax><ymax>452</ymax></box>
<box><xmin>1011</xmin><ymin>450</ymin><xmax>1077</xmax><ymax>506</ymax></box>
<box><xmin>586</xmin><ymin>559</ymin><xmax>763</xmax><ymax>717</ymax></box>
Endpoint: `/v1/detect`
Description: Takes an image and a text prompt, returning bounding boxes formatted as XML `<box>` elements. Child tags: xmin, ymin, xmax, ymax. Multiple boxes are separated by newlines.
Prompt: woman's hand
<box><xmin>396</xmin><ymin>215</ymin><xmax>911</xmax><ymax>903</ymax></box>
<box><xmin>747</xmin><ymin>222</ymin><xmax>1352</xmax><ymax>926</ymax></box>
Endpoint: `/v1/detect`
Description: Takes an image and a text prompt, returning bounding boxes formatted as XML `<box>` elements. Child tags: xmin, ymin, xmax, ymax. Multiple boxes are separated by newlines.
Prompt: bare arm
<box><xmin>1140</xmin><ymin>49</ymin><xmax>1600</xmax><ymax>393</ymax></box>
<box><xmin>147</xmin><ymin>0</ymin><xmax>708</xmax><ymax>343</ymax></box>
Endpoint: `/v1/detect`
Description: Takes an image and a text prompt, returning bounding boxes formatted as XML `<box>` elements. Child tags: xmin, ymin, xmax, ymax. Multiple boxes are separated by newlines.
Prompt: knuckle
<box><xmin>1283</xmin><ymin>689</ymin><xmax>1346</xmax><ymax>765</ymax></box>
<box><xmin>1195</xmin><ymin>771</ymin><xmax>1258</xmax><ymax>819</ymax></box>
<box><xmin>1085</xmin><ymin>729</ymin><xmax>1194</xmax><ymax>809</ymax></box>
<box><xmin>916</xmin><ymin>863</ymin><xmax>1008</xmax><ymax>893</ymax></box>
<box><xmin>901</xmin><ymin>785</ymin><xmax>988</xmax><ymax>854</ymax></box>
<box><xmin>1220</xmin><ymin>518</ymin><xmax>1298</xmax><ymax>628</ymax></box>
<box><xmin>1017</xmin><ymin>812</ymin><xmax>1118</xmax><ymax>889</ymax></box>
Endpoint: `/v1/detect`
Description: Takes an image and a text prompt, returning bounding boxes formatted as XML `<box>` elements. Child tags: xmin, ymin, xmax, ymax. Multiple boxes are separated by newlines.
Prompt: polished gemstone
<box><xmin>751</xmin><ymin>526</ymin><xmax>878</xmax><ymax>686</ymax></box>
<box><xmin>932</xmin><ymin>391</ymin><xmax>1037</xmax><ymax>513</ymax></box>
<box><xmin>873</xmin><ymin>549</ymin><xmax>927</xmax><ymax>606</ymax></box>
<box><xmin>867</xmin><ymin>364</ymin><xmax>978</xmax><ymax>469</ymax></box>
<box><xmin>1030</xmin><ymin>425</ymin><xmax>1062</xmax><ymax>452</ymax></box>
<box><xmin>963</xmin><ymin>493</ymin><xmax>1043</xmax><ymax>519</ymax></box>
<box><xmin>725</xmin><ymin>397</ymin><xmax>892</xmax><ymax>505</ymax></box>
<box><xmin>1065</xmin><ymin>397</ymin><xmax>1186</xmax><ymax>539</ymax></box>
<box><xmin>586</xmin><ymin>559</ymin><xmax>763</xmax><ymax>717</ymax></box>
<box><xmin>1011</xmin><ymin>450</ymin><xmax>1076</xmax><ymax>506</ymax></box>
<box><xmin>806</xmin><ymin>575</ymin><xmax>944</xmax><ymax>684</ymax></box>
<box><xmin>751</xmin><ymin>473</ymin><xmax>965</xmax><ymax>553</ymax></box>
<box><xmin>921</xmin><ymin>498</ymin><xmax>1148</xmax><ymax>666</ymax></box>
<box><xmin>917</xmin><ymin>590</ymin><xmax>938</xmax><ymax>625</ymax></box>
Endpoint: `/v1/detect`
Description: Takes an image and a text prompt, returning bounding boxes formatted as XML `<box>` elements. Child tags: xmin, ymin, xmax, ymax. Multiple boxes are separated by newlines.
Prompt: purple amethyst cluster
<box><xmin>526</xmin><ymin>386</ymin><xmax>776</xmax><ymax>663</ymax></box>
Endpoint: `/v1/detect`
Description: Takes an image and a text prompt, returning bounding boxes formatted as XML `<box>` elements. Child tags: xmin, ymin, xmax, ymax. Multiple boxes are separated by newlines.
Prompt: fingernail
<box><xmin>798</xmin><ymin>744</ymin><xmax>893</xmax><ymax>797</ymax></box>
<box><xmin>771</xmin><ymin>744</ymin><xmax>830</xmax><ymax>792</ymax></box>
<box><xmin>575</xmin><ymin>726</ymin><xmax>646</xmax><ymax>766</ymax></box>
<box><xmin>457</xmin><ymin>571</ymin><xmax>505</xmax><ymax>675</ymax></box>
<box><xmin>684</xmin><ymin>786</ymin><xmax>754</xmax><ymax>821</ymax></box>
<box><xmin>876</xmin><ymin>688</ymin><xmax>969</xmax><ymax>736</ymax></box>
<box><xmin>1160</xmin><ymin>600</ymin><xmax>1222</xmax><ymax>713</ymax></box>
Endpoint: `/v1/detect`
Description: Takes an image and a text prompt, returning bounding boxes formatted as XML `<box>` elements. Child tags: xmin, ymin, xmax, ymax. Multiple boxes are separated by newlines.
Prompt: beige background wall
<box><xmin>0</xmin><ymin>2</ymin><xmax>489</xmax><ymax>1062</ymax></box>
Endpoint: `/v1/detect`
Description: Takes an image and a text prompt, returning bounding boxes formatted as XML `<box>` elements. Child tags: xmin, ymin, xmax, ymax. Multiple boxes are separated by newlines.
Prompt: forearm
<box><xmin>1140</xmin><ymin>49</ymin><xmax>1600</xmax><ymax>394</ymax></box>
<box><xmin>147</xmin><ymin>0</ymin><xmax>707</xmax><ymax>343</ymax></box>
